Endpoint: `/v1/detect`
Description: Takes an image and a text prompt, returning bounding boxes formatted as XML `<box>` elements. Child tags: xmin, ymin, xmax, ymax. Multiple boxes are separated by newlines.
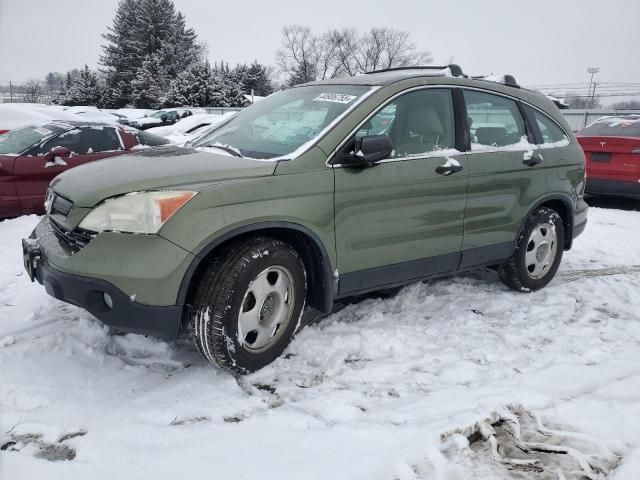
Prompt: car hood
<box><xmin>51</xmin><ymin>145</ymin><xmax>278</xmax><ymax>208</ymax></box>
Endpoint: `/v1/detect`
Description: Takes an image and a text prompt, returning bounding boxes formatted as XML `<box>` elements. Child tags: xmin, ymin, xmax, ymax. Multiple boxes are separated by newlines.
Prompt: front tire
<box><xmin>498</xmin><ymin>207</ymin><xmax>564</xmax><ymax>292</ymax></box>
<box><xmin>190</xmin><ymin>237</ymin><xmax>306</xmax><ymax>374</ymax></box>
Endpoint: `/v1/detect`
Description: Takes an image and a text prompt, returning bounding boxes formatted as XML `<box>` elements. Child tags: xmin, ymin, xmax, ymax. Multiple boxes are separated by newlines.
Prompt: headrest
<box><xmin>407</xmin><ymin>108</ymin><xmax>444</xmax><ymax>136</ymax></box>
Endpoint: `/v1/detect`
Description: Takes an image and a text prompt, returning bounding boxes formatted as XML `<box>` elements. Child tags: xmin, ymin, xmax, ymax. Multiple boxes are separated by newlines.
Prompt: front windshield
<box><xmin>0</xmin><ymin>124</ymin><xmax>67</xmax><ymax>155</ymax></box>
<box><xmin>192</xmin><ymin>85</ymin><xmax>372</xmax><ymax>159</ymax></box>
<box><xmin>148</xmin><ymin>110</ymin><xmax>167</xmax><ymax>119</ymax></box>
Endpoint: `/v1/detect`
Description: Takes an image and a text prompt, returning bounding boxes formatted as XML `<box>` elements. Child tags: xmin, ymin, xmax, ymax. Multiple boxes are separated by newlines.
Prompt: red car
<box><xmin>577</xmin><ymin>115</ymin><xmax>640</xmax><ymax>198</ymax></box>
<box><xmin>0</xmin><ymin>121</ymin><xmax>168</xmax><ymax>219</ymax></box>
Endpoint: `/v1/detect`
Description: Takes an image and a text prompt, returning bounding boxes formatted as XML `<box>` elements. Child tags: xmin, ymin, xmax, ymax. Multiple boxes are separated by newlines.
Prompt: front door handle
<box><xmin>523</xmin><ymin>152</ymin><xmax>543</xmax><ymax>167</ymax></box>
<box><xmin>435</xmin><ymin>160</ymin><xmax>464</xmax><ymax>176</ymax></box>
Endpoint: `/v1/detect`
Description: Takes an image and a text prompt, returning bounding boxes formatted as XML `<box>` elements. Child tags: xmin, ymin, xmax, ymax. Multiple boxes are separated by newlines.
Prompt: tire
<box><xmin>190</xmin><ymin>237</ymin><xmax>307</xmax><ymax>374</ymax></box>
<box><xmin>498</xmin><ymin>207</ymin><xmax>564</xmax><ymax>292</ymax></box>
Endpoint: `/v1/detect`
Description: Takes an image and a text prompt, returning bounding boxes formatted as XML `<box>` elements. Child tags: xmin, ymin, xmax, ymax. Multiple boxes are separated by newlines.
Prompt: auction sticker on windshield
<box><xmin>313</xmin><ymin>93</ymin><xmax>357</xmax><ymax>104</ymax></box>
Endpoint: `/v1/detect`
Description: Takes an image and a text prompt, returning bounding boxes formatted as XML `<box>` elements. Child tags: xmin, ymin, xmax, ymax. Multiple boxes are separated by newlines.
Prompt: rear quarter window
<box><xmin>530</xmin><ymin>109</ymin><xmax>568</xmax><ymax>144</ymax></box>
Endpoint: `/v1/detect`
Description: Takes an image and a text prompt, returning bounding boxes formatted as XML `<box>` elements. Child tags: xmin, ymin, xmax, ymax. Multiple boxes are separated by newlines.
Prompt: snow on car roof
<box><xmin>0</xmin><ymin>103</ymin><xmax>80</xmax><ymax>129</ymax></box>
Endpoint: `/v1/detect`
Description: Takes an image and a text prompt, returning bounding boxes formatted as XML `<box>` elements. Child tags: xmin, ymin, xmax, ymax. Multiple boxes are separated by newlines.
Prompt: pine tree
<box><xmin>100</xmin><ymin>0</ymin><xmax>202</xmax><ymax>106</ymax></box>
<box><xmin>55</xmin><ymin>66</ymin><xmax>102</xmax><ymax>106</ymax></box>
<box><xmin>287</xmin><ymin>61</ymin><xmax>316</xmax><ymax>87</ymax></box>
<box><xmin>245</xmin><ymin>60</ymin><xmax>274</xmax><ymax>97</ymax></box>
<box><xmin>164</xmin><ymin>61</ymin><xmax>218</xmax><ymax>107</ymax></box>
<box><xmin>131</xmin><ymin>54</ymin><xmax>168</xmax><ymax>108</ymax></box>
<box><xmin>100</xmin><ymin>0</ymin><xmax>141</xmax><ymax>102</ymax></box>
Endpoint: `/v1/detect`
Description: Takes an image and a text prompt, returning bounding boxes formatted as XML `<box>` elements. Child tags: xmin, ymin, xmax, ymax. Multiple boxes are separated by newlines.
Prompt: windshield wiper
<box><xmin>205</xmin><ymin>144</ymin><xmax>244</xmax><ymax>157</ymax></box>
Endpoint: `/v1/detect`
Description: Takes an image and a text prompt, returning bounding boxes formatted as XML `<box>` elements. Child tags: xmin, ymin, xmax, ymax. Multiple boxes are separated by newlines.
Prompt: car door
<box><xmin>0</xmin><ymin>155</ymin><xmax>20</xmax><ymax>218</ymax></box>
<box><xmin>334</xmin><ymin>87</ymin><xmax>469</xmax><ymax>295</ymax></box>
<box><xmin>13</xmin><ymin>126</ymin><xmax>124</xmax><ymax>213</ymax></box>
<box><xmin>461</xmin><ymin>89</ymin><xmax>546</xmax><ymax>268</ymax></box>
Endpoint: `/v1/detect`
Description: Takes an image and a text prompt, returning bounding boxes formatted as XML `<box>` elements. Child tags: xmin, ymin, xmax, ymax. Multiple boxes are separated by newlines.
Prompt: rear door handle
<box><xmin>435</xmin><ymin>161</ymin><xmax>464</xmax><ymax>176</ymax></box>
<box><xmin>523</xmin><ymin>152</ymin><xmax>543</xmax><ymax>167</ymax></box>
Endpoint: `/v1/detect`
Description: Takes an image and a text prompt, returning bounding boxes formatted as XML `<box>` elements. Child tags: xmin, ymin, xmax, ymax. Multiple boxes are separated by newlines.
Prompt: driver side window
<box><xmin>356</xmin><ymin>88</ymin><xmax>455</xmax><ymax>159</ymax></box>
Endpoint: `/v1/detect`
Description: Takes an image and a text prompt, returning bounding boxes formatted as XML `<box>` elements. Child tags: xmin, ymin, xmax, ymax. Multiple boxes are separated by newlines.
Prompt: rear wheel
<box><xmin>498</xmin><ymin>207</ymin><xmax>564</xmax><ymax>292</ymax></box>
<box><xmin>190</xmin><ymin>237</ymin><xmax>306</xmax><ymax>374</ymax></box>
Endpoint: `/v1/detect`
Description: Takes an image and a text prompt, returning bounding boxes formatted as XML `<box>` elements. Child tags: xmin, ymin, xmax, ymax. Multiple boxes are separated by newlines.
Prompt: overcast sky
<box><xmin>1</xmin><ymin>0</ymin><xmax>639</xmax><ymax>99</ymax></box>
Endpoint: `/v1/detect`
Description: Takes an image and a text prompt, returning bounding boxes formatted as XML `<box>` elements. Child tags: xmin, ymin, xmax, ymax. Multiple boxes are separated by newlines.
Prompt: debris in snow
<box><xmin>439</xmin><ymin>406</ymin><xmax>620</xmax><ymax>479</ymax></box>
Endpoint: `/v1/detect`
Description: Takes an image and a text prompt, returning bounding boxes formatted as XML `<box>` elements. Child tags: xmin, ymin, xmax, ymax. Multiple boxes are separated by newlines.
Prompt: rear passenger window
<box><xmin>464</xmin><ymin>90</ymin><xmax>526</xmax><ymax>149</ymax></box>
<box><xmin>39</xmin><ymin>127</ymin><xmax>122</xmax><ymax>155</ymax></box>
<box><xmin>357</xmin><ymin>88</ymin><xmax>455</xmax><ymax>158</ymax></box>
<box><xmin>531</xmin><ymin>110</ymin><xmax>568</xmax><ymax>144</ymax></box>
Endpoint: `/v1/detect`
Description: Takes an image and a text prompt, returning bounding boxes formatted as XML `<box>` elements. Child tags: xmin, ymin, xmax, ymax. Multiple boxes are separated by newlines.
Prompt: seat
<box><xmin>475</xmin><ymin>126</ymin><xmax>508</xmax><ymax>146</ymax></box>
<box><xmin>397</xmin><ymin>108</ymin><xmax>446</xmax><ymax>156</ymax></box>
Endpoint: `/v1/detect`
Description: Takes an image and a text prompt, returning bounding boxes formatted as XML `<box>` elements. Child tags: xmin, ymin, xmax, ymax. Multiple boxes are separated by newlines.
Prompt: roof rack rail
<box><xmin>471</xmin><ymin>74</ymin><xmax>520</xmax><ymax>88</ymax></box>
<box><xmin>365</xmin><ymin>64</ymin><xmax>466</xmax><ymax>78</ymax></box>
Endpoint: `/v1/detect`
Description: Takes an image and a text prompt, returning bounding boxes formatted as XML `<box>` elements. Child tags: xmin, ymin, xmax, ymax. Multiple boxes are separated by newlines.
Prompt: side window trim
<box><xmin>452</xmin><ymin>88</ymin><xmax>470</xmax><ymax>152</ymax></box>
<box><xmin>518</xmin><ymin>102</ymin><xmax>543</xmax><ymax>145</ymax></box>
<box><xmin>330</xmin><ymin>86</ymin><xmax>458</xmax><ymax>166</ymax></box>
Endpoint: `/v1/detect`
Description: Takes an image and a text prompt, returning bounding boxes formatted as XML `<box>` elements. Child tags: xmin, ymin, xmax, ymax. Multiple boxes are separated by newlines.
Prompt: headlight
<box><xmin>78</xmin><ymin>191</ymin><xmax>197</xmax><ymax>234</ymax></box>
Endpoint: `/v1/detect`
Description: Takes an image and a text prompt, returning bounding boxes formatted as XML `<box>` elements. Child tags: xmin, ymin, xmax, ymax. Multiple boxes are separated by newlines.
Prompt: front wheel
<box><xmin>498</xmin><ymin>207</ymin><xmax>564</xmax><ymax>292</ymax></box>
<box><xmin>190</xmin><ymin>237</ymin><xmax>307</xmax><ymax>374</ymax></box>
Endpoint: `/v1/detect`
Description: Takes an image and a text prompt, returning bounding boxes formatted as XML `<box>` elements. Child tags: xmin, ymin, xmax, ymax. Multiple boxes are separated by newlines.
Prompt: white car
<box><xmin>147</xmin><ymin>112</ymin><xmax>235</xmax><ymax>144</ymax></box>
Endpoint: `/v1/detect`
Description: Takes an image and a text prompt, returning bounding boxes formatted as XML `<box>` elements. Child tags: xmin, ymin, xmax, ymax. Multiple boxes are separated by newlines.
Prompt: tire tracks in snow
<box><xmin>554</xmin><ymin>265</ymin><xmax>640</xmax><ymax>284</ymax></box>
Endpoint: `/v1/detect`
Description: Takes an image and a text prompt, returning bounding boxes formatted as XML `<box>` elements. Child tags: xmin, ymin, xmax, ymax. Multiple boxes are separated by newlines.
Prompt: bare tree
<box><xmin>277</xmin><ymin>25</ymin><xmax>343</xmax><ymax>84</ymax></box>
<box><xmin>277</xmin><ymin>25</ymin><xmax>432</xmax><ymax>86</ymax></box>
<box><xmin>22</xmin><ymin>79</ymin><xmax>44</xmax><ymax>103</ymax></box>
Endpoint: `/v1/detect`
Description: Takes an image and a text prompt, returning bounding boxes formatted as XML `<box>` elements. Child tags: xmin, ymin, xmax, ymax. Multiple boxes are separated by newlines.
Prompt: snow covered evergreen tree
<box><xmin>131</xmin><ymin>54</ymin><xmax>168</xmax><ymax>108</ymax></box>
<box><xmin>287</xmin><ymin>61</ymin><xmax>316</xmax><ymax>87</ymax></box>
<box><xmin>100</xmin><ymin>0</ymin><xmax>202</xmax><ymax>106</ymax></box>
<box><xmin>55</xmin><ymin>66</ymin><xmax>102</xmax><ymax>106</ymax></box>
<box><xmin>243</xmin><ymin>61</ymin><xmax>274</xmax><ymax>97</ymax></box>
<box><xmin>164</xmin><ymin>61</ymin><xmax>217</xmax><ymax>107</ymax></box>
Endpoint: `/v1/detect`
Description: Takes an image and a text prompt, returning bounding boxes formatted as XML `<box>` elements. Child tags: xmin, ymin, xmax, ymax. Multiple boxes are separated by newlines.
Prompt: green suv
<box><xmin>23</xmin><ymin>65</ymin><xmax>588</xmax><ymax>374</ymax></box>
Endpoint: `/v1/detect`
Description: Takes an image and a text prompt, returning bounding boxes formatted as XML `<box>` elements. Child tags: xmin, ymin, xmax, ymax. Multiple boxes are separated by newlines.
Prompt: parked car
<box><xmin>577</xmin><ymin>115</ymin><xmax>640</xmax><ymax>198</ymax></box>
<box><xmin>129</xmin><ymin>108</ymin><xmax>205</xmax><ymax>130</ymax></box>
<box><xmin>63</xmin><ymin>106</ymin><xmax>121</xmax><ymax>124</ymax></box>
<box><xmin>0</xmin><ymin>103</ymin><xmax>79</xmax><ymax>134</ymax></box>
<box><xmin>0</xmin><ymin>121</ymin><xmax>168</xmax><ymax>218</ymax></box>
<box><xmin>23</xmin><ymin>64</ymin><xmax>588</xmax><ymax>374</ymax></box>
<box><xmin>147</xmin><ymin>112</ymin><xmax>236</xmax><ymax>144</ymax></box>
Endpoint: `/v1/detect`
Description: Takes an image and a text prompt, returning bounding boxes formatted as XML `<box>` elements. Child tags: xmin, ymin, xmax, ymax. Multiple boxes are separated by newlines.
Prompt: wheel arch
<box><xmin>523</xmin><ymin>194</ymin><xmax>575</xmax><ymax>250</ymax></box>
<box><xmin>177</xmin><ymin>222</ymin><xmax>335</xmax><ymax>326</ymax></box>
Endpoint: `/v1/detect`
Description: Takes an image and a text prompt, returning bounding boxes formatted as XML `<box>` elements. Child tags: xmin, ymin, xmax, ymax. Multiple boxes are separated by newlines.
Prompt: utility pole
<box><xmin>586</xmin><ymin>67</ymin><xmax>600</xmax><ymax>109</ymax></box>
<box><xmin>9</xmin><ymin>80</ymin><xmax>13</xmax><ymax>103</ymax></box>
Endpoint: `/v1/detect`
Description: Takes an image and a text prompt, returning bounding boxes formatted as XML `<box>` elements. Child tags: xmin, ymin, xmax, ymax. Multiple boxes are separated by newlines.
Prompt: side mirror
<box><xmin>45</xmin><ymin>146</ymin><xmax>71</xmax><ymax>159</ymax></box>
<box><xmin>160</xmin><ymin>114</ymin><xmax>169</xmax><ymax>122</ymax></box>
<box><xmin>340</xmin><ymin>135</ymin><xmax>393</xmax><ymax>167</ymax></box>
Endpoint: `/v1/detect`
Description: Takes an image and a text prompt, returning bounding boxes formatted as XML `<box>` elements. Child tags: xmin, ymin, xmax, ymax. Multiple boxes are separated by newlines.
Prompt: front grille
<box><xmin>50</xmin><ymin>193</ymin><xmax>73</xmax><ymax>216</ymax></box>
<box><xmin>50</xmin><ymin>218</ymin><xmax>94</xmax><ymax>251</ymax></box>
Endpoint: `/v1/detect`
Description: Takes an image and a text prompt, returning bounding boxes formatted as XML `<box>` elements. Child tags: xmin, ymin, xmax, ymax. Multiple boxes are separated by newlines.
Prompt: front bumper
<box><xmin>23</xmin><ymin>217</ymin><xmax>194</xmax><ymax>339</ymax></box>
<box><xmin>586</xmin><ymin>178</ymin><xmax>640</xmax><ymax>198</ymax></box>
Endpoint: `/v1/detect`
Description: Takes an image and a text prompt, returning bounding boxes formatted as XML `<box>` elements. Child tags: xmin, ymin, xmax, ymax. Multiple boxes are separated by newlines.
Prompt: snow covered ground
<box><xmin>1</xmin><ymin>206</ymin><xmax>640</xmax><ymax>479</ymax></box>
